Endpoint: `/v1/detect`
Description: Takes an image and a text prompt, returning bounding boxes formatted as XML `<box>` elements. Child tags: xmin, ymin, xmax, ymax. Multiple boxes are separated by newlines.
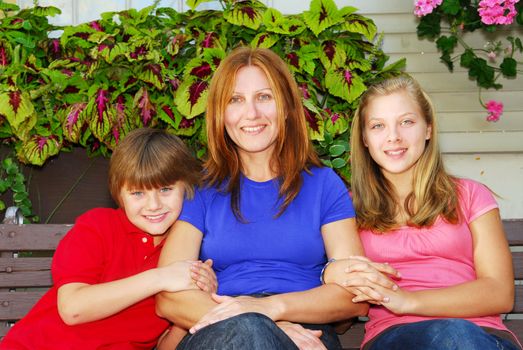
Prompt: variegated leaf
<box><xmin>175</xmin><ymin>77</ymin><xmax>209</xmax><ymax>118</ymax></box>
<box><xmin>139</xmin><ymin>64</ymin><xmax>165</xmax><ymax>90</ymax></box>
<box><xmin>87</xmin><ymin>89</ymin><xmax>112</xmax><ymax>141</ymax></box>
<box><xmin>302</xmin><ymin>98</ymin><xmax>324</xmax><ymax>141</ymax></box>
<box><xmin>62</xmin><ymin>103</ymin><xmax>87</xmax><ymax>143</ymax></box>
<box><xmin>251</xmin><ymin>33</ymin><xmax>279</xmax><ymax>49</ymax></box>
<box><xmin>340</xmin><ymin>14</ymin><xmax>377</xmax><ymax>41</ymax></box>
<box><xmin>133</xmin><ymin>87</ymin><xmax>156</xmax><ymax>125</ymax></box>
<box><xmin>173</xmin><ymin>116</ymin><xmax>201</xmax><ymax>137</ymax></box>
<box><xmin>325</xmin><ymin>68</ymin><xmax>366</xmax><ymax>103</ymax></box>
<box><xmin>0</xmin><ymin>90</ymin><xmax>36</xmax><ymax>141</ymax></box>
<box><xmin>224</xmin><ymin>1</ymin><xmax>264</xmax><ymax>30</ymax></box>
<box><xmin>186</xmin><ymin>0</ymin><xmax>215</xmax><ymax>11</ymax></box>
<box><xmin>325</xmin><ymin>111</ymin><xmax>349</xmax><ymax>135</ymax></box>
<box><xmin>263</xmin><ymin>9</ymin><xmax>306</xmax><ymax>35</ymax></box>
<box><xmin>19</xmin><ymin>135</ymin><xmax>61</xmax><ymax>166</ymax></box>
<box><xmin>303</xmin><ymin>0</ymin><xmax>343</xmax><ymax>36</ymax></box>
<box><xmin>319</xmin><ymin>40</ymin><xmax>346</xmax><ymax>70</ymax></box>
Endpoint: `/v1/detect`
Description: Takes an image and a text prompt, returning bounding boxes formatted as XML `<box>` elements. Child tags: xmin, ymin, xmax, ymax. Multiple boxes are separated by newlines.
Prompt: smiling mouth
<box><xmin>241</xmin><ymin>125</ymin><xmax>265</xmax><ymax>133</ymax></box>
<box><xmin>144</xmin><ymin>213</ymin><xmax>167</xmax><ymax>221</ymax></box>
<box><xmin>385</xmin><ymin>148</ymin><xmax>407</xmax><ymax>156</ymax></box>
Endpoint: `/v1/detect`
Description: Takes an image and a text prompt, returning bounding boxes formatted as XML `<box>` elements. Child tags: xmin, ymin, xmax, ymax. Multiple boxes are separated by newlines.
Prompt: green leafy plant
<box><xmin>0</xmin><ymin>0</ymin><xmax>404</xmax><ymax>202</ymax></box>
<box><xmin>0</xmin><ymin>155</ymin><xmax>36</xmax><ymax>221</ymax></box>
<box><xmin>414</xmin><ymin>0</ymin><xmax>522</xmax><ymax>121</ymax></box>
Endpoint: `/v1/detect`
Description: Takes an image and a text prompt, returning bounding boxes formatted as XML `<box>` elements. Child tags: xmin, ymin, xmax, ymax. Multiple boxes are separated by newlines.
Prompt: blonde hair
<box><xmin>204</xmin><ymin>47</ymin><xmax>321</xmax><ymax>220</ymax></box>
<box><xmin>108</xmin><ymin>128</ymin><xmax>201</xmax><ymax>207</ymax></box>
<box><xmin>350</xmin><ymin>75</ymin><xmax>459</xmax><ymax>232</ymax></box>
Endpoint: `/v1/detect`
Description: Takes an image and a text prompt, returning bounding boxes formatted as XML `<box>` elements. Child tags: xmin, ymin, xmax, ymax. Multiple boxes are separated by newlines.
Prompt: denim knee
<box><xmin>369</xmin><ymin>319</ymin><xmax>519</xmax><ymax>350</ymax></box>
<box><xmin>176</xmin><ymin>312</ymin><xmax>298</xmax><ymax>350</ymax></box>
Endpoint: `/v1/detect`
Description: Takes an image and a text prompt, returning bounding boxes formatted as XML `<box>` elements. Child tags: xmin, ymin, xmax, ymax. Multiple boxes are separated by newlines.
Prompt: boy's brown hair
<box><xmin>108</xmin><ymin>128</ymin><xmax>201</xmax><ymax>207</ymax></box>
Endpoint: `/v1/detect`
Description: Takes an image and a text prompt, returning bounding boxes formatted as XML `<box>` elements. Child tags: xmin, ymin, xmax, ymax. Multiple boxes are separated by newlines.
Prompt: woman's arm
<box><xmin>189</xmin><ymin>218</ymin><xmax>369</xmax><ymax>333</ymax></box>
<box><xmin>57</xmin><ymin>258</ymin><xmax>211</xmax><ymax>325</ymax></box>
<box><xmin>375</xmin><ymin>209</ymin><xmax>514</xmax><ymax>316</ymax></box>
<box><xmin>156</xmin><ymin>220</ymin><xmax>218</xmax><ymax>329</ymax></box>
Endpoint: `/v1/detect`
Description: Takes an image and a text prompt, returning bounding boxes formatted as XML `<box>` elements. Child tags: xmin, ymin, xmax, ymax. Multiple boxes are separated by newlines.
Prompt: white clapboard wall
<box><xmin>15</xmin><ymin>0</ymin><xmax>523</xmax><ymax>218</ymax></box>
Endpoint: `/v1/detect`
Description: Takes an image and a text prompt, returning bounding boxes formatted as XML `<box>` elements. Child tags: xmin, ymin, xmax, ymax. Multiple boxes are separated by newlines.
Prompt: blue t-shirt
<box><xmin>179</xmin><ymin>166</ymin><xmax>355</xmax><ymax>295</ymax></box>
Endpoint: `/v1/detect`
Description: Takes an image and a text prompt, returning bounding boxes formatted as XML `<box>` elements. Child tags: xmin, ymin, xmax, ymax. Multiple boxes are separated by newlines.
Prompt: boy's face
<box><xmin>119</xmin><ymin>182</ymin><xmax>185</xmax><ymax>236</ymax></box>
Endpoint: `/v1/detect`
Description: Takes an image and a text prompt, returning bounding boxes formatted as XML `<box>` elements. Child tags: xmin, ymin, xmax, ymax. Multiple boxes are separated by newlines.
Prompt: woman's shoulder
<box><xmin>454</xmin><ymin>177</ymin><xmax>491</xmax><ymax>195</ymax></box>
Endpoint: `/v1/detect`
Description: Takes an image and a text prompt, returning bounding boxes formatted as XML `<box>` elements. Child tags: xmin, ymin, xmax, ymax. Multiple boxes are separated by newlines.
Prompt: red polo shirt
<box><xmin>1</xmin><ymin>208</ymin><xmax>169</xmax><ymax>350</ymax></box>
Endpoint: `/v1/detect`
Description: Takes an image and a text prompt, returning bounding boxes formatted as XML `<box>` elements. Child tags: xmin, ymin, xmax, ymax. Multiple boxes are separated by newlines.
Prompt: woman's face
<box><xmin>224</xmin><ymin>65</ymin><xmax>279</xmax><ymax>161</ymax></box>
<box><xmin>363</xmin><ymin>90</ymin><xmax>432</xmax><ymax>182</ymax></box>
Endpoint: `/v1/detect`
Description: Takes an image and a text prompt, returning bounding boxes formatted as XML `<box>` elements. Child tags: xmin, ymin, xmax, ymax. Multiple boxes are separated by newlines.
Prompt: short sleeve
<box><xmin>320</xmin><ymin>168</ymin><xmax>355</xmax><ymax>226</ymax></box>
<box><xmin>178</xmin><ymin>187</ymin><xmax>206</xmax><ymax>233</ymax></box>
<box><xmin>51</xmin><ymin>210</ymin><xmax>107</xmax><ymax>288</ymax></box>
<box><xmin>458</xmin><ymin>178</ymin><xmax>499</xmax><ymax>224</ymax></box>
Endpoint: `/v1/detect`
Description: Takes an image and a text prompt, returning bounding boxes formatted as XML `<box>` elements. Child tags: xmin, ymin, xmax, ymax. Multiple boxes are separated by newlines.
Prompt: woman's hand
<box><xmin>325</xmin><ymin>256</ymin><xmax>401</xmax><ymax>304</ymax></box>
<box><xmin>276</xmin><ymin>321</ymin><xmax>327</xmax><ymax>350</ymax></box>
<box><xmin>190</xmin><ymin>259</ymin><xmax>218</xmax><ymax>293</ymax></box>
<box><xmin>189</xmin><ymin>294</ymin><xmax>277</xmax><ymax>334</ymax></box>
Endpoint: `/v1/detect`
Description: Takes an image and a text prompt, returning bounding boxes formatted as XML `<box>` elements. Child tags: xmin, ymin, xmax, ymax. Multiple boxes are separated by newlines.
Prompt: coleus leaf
<box><xmin>186</xmin><ymin>0</ymin><xmax>215</xmax><ymax>11</ymax></box>
<box><xmin>325</xmin><ymin>69</ymin><xmax>366</xmax><ymax>103</ymax></box>
<box><xmin>340</xmin><ymin>13</ymin><xmax>377</xmax><ymax>41</ymax></box>
<box><xmin>86</xmin><ymin>89</ymin><xmax>112</xmax><ymax>141</ymax></box>
<box><xmin>303</xmin><ymin>0</ymin><xmax>343</xmax><ymax>36</ymax></box>
<box><xmin>251</xmin><ymin>32</ymin><xmax>279</xmax><ymax>49</ymax></box>
<box><xmin>172</xmin><ymin>116</ymin><xmax>201</xmax><ymax>137</ymax></box>
<box><xmin>93</xmin><ymin>42</ymin><xmax>129</xmax><ymax>63</ymax></box>
<box><xmin>18</xmin><ymin>135</ymin><xmax>61</xmax><ymax>166</ymax></box>
<box><xmin>302</xmin><ymin>98</ymin><xmax>324</xmax><ymax>141</ymax></box>
<box><xmin>139</xmin><ymin>64</ymin><xmax>166</xmax><ymax>90</ymax></box>
<box><xmin>133</xmin><ymin>87</ymin><xmax>156</xmax><ymax>125</ymax></box>
<box><xmin>158</xmin><ymin>104</ymin><xmax>181</xmax><ymax>129</ymax></box>
<box><xmin>319</xmin><ymin>40</ymin><xmax>346</xmax><ymax>70</ymax></box>
<box><xmin>324</xmin><ymin>110</ymin><xmax>349</xmax><ymax>136</ymax></box>
<box><xmin>62</xmin><ymin>103</ymin><xmax>87</xmax><ymax>143</ymax></box>
<box><xmin>31</xmin><ymin>5</ymin><xmax>61</xmax><ymax>17</ymax></box>
<box><xmin>262</xmin><ymin>8</ymin><xmax>306</xmax><ymax>35</ymax></box>
<box><xmin>0</xmin><ymin>40</ymin><xmax>11</xmax><ymax>66</ymax></box>
<box><xmin>175</xmin><ymin>77</ymin><xmax>209</xmax><ymax>118</ymax></box>
<box><xmin>223</xmin><ymin>1</ymin><xmax>265</xmax><ymax>30</ymax></box>
<box><xmin>0</xmin><ymin>90</ymin><xmax>36</xmax><ymax>141</ymax></box>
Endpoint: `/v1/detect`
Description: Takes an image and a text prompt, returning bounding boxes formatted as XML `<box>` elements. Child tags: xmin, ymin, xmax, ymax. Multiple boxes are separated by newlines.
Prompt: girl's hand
<box><xmin>369</xmin><ymin>284</ymin><xmax>417</xmax><ymax>315</ymax></box>
<box><xmin>189</xmin><ymin>294</ymin><xmax>275</xmax><ymax>334</ymax></box>
<box><xmin>276</xmin><ymin>321</ymin><xmax>327</xmax><ymax>350</ymax></box>
<box><xmin>325</xmin><ymin>256</ymin><xmax>401</xmax><ymax>304</ymax></box>
<box><xmin>190</xmin><ymin>259</ymin><xmax>218</xmax><ymax>293</ymax></box>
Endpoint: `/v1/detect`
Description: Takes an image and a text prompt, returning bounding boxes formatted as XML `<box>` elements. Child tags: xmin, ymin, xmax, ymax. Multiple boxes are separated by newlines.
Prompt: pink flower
<box><xmin>487</xmin><ymin>51</ymin><xmax>497</xmax><ymax>61</ymax></box>
<box><xmin>478</xmin><ymin>0</ymin><xmax>520</xmax><ymax>25</ymax></box>
<box><xmin>485</xmin><ymin>100</ymin><xmax>503</xmax><ymax>122</ymax></box>
<box><xmin>414</xmin><ymin>0</ymin><xmax>443</xmax><ymax>17</ymax></box>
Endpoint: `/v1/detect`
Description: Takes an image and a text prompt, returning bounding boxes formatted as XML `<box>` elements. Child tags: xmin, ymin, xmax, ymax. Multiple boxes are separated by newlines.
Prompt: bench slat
<box><xmin>0</xmin><ymin>225</ymin><xmax>70</xmax><ymax>251</ymax></box>
<box><xmin>506</xmin><ymin>220</ymin><xmax>523</xmax><ymax>246</ymax></box>
<box><xmin>0</xmin><ymin>291</ymin><xmax>47</xmax><ymax>321</ymax></box>
<box><xmin>0</xmin><ymin>270</ymin><xmax>53</xmax><ymax>288</ymax></box>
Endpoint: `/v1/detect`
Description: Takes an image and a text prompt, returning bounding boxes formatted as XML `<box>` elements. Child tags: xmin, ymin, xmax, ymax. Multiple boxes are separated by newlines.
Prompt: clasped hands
<box><xmin>324</xmin><ymin>256</ymin><xmax>412</xmax><ymax>313</ymax></box>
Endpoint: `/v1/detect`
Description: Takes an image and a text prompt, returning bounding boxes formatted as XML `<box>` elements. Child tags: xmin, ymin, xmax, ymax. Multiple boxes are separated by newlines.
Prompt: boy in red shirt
<box><xmin>1</xmin><ymin>128</ymin><xmax>215</xmax><ymax>349</ymax></box>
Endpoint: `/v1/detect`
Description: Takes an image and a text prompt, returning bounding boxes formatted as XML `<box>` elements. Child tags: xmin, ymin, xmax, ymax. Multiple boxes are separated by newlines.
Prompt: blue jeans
<box><xmin>367</xmin><ymin>319</ymin><xmax>520</xmax><ymax>350</ymax></box>
<box><xmin>175</xmin><ymin>312</ymin><xmax>342</xmax><ymax>350</ymax></box>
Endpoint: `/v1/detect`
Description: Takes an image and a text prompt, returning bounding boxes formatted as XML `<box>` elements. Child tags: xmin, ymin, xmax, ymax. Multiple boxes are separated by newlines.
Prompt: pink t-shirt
<box><xmin>360</xmin><ymin>178</ymin><xmax>509</xmax><ymax>346</ymax></box>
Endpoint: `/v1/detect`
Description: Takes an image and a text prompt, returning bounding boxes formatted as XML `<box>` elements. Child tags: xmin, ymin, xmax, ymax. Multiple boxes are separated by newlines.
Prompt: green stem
<box><xmin>44</xmin><ymin>157</ymin><xmax>96</xmax><ymax>224</ymax></box>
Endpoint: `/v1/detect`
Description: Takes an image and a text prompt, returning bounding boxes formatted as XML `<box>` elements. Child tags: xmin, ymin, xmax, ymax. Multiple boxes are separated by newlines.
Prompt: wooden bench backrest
<box><xmin>1</xmin><ymin>220</ymin><xmax>523</xmax><ymax>343</ymax></box>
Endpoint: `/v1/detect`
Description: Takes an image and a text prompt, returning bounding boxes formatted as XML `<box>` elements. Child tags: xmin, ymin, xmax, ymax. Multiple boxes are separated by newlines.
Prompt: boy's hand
<box><xmin>191</xmin><ymin>259</ymin><xmax>218</xmax><ymax>293</ymax></box>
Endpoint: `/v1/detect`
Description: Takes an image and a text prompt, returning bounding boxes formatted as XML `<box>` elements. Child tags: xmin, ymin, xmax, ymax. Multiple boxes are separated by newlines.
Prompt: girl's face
<box><xmin>119</xmin><ymin>182</ymin><xmax>185</xmax><ymax>238</ymax></box>
<box><xmin>363</xmin><ymin>90</ymin><xmax>432</xmax><ymax>182</ymax></box>
<box><xmin>224</xmin><ymin>65</ymin><xmax>279</xmax><ymax>161</ymax></box>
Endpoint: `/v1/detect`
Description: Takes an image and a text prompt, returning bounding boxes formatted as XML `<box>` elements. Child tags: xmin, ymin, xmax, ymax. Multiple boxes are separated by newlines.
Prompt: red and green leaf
<box><xmin>86</xmin><ymin>89</ymin><xmax>112</xmax><ymax>141</ymax></box>
<box><xmin>18</xmin><ymin>134</ymin><xmax>61</xmax><ymax>166</ymax></box>
<box><xmin>0</xmin><ymin>90</ymin><xmax>36</xmax><ymax>140</ymax></box>
<box><xmin>325</xmin><ymin>68</ymin><xmax>366</xmax><ymax>103</ymax></box>
<box><xmin>62</xmin><ymin>102</ymin><xmax>87</xmax><ymax>143</ymax></box>
<box><xmin>340</xmin><ymin>14</ymin><xmax>377</xmax><ymax>41</ymax></box>
<box><xmin>303</xmin><ymin>0</ymin><xmax>343</xmax><ymax>36</ymax></box>
<box><xmin>175</xmin><ymin>77</ymin><xmax>209</xmax><ymax>118</ymax></box>
<box><xmin>224</xmin><ymin>1</ymin><xmax>265</xmax><ymax>30</ymax></box>
<box><xmin>319</xmin><ymin>40</ymin><xmax>346</xmax><ymax>69</ymax></box>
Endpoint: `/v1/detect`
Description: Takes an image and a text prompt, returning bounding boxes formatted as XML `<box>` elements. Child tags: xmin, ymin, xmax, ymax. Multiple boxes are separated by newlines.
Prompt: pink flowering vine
<box><xmin>414</xmin><ymin>0</ymin><xmax>443</xmax><ymax>17</ymax></box>
<box><xmin>485</xmin><ymin>100</ymin><xmax>503</xmax><ymax>122</ymax></box>
<box><xmin>478</xmin><ymin>0</ymin><xmax>520</xmax><ymax>25</ymax></box>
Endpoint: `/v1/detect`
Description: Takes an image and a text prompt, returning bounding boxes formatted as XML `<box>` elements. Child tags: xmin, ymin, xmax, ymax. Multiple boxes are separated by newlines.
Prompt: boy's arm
<box><xmin>156</xmin><ymin>220</ymin><xmax>219</xmax><ymax>329</ymax></box>
<box><xmin>57</xmin><ymin>259</ymin><xmax>198</xmax><ymax>325</ymax></box>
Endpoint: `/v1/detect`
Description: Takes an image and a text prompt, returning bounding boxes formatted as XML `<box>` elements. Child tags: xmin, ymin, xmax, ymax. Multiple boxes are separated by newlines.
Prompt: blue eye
<box><xmin>130</xmin><ymin>191</ymin><xmax>143</xmax><ymax>197</ymax></box>
<box><xmin>370</xmin><ymin>123</ymin><xmax>383</xmax><ymax>129</ymax></box>
<box><xmin>401</xmin><ymin>119</ymin><xmax>414</xmax><ymax>126</ymax></box>
<box><xmin>258</xmin><ymin>93</ymin><xmax>273</xmax><ymax>101</ymax></box>
<box><xmin>159</xmin><ymin>187</ymin><xmax>172</xmax><ymax>193</ymax></box>
<box><xmin>229</xmin><ymin>96</ymin><xmax>242</xmax><ymax>104</ymax></box>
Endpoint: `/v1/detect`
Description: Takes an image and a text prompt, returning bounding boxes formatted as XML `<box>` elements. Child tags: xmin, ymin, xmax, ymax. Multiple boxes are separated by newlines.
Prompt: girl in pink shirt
<box><xmin>324</xmin><ymin>75</ymin><xmax>520</xmax><ymax>349</ymax></box>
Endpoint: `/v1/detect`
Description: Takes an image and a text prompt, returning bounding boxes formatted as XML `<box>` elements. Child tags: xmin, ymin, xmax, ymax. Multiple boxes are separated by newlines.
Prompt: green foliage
<box><xmin>0</xmin><ymin>0</ymin><xmax>404</xmax><ymax>189</ymax></box>
<box><xmin>0</xmin><ymin>155</ymin><xmax>37</xmax><ymax>222</ymax></box>
<box><xmin>416</xmin><ymin>1</ymin><xmax>522</xmax><ymax>91</ymax></box>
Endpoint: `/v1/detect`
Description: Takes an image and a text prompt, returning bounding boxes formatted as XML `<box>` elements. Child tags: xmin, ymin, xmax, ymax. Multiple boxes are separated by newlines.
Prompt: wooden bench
<box><xmin>1</xmin><ymin>220</ymin><xmax>523</xmax><ymax>349</ymax></box>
